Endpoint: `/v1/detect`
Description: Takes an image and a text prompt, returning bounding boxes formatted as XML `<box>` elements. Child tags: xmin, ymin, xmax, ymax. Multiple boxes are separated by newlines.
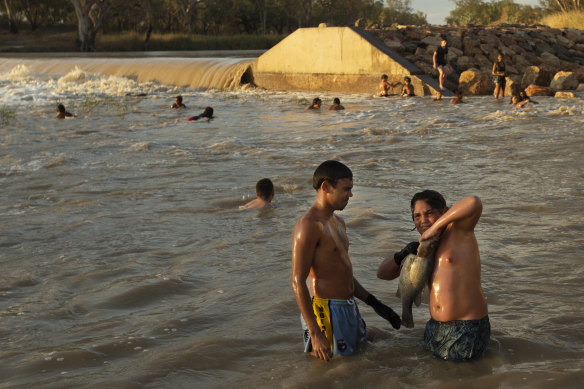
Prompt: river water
<box><xmin>0</xmin><ymin>55</ymin><xmax>583</xmax><ymax>388</ymax></box>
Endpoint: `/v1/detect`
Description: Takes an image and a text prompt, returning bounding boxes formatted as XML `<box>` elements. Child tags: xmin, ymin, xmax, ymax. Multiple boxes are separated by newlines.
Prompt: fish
<box><xmin>397</xmin><ymin>237</ymin><xmax>439</xmax><ymax>328</ymax></box>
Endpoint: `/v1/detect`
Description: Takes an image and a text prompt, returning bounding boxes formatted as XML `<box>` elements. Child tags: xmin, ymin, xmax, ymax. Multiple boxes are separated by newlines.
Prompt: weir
<box><xmin>252</xmin><ymin>25</ymin><xmax>445</xmax><ymax>95</ymax></box>
<box><xmin>1</xmin><ymin>26</ymin><xmax>445</xmax><ymax>95</ymax></box>
<box><xmin>0</xmin><ymin>57</ymin><xmax>255</xmax><ymax>91</ymax></box>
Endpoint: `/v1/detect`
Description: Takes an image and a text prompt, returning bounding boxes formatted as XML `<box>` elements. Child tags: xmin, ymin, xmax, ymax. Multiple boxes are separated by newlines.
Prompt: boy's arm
<box><xmin>420</xmin><ymin>196</ymin><xmax>482</xmax><ymax>242</ymax></box>
<box><xmin>291</xmin><ymin>217</ymin><xmax>331</xmax><ymax>360</ymax></box>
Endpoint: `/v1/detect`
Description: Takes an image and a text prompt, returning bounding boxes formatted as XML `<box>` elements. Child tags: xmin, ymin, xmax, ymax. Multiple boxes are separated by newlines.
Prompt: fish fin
<box><xmin>419</xmin><ymin>285</ymin><xmax>430</xmax><ymax>305</ymax></box>
<box><xmin>401</xmin><ymin>307</ymin><xmax>414</xmax><ymax>329</ymax></box>
<box><xmin>414</xmin><ymin>292</ymin><xmax>422</xmax><ymax>307</ymax></box>
<box><xmin>396</xmin><ymin>285</ymin><xmax>401</xmax><ymax>298</ymax></box>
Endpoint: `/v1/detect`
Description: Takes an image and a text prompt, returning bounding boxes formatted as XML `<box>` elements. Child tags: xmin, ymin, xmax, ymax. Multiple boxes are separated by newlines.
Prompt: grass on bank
<box><xmin>540</xmin><ymin>10</ymin><xmax>584</xmax><ymax>29</ymax></box>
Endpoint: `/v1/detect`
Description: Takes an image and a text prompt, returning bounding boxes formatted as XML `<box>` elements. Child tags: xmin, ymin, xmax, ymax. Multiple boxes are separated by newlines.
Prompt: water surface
<box><xmin>0</xmin><ymin>57</ymin><xmax>583</xmax><ymax>388</ymax></box>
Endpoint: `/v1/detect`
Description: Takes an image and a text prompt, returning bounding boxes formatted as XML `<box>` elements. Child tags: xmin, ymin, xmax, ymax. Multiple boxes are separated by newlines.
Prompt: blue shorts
<box><xmin>423</xmin><ymin>315</ymin><xmax>490</xmax><ymax>361</ymax></box>
<box><xmin>302</xmin><ymin>297</ymin><xmax>367</xmax><ymax>356</ymax></box>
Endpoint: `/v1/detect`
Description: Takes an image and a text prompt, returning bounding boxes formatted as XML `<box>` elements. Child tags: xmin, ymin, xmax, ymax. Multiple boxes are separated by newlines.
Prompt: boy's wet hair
<box><xmin>410</xmin><ymin>190</ymin><xmax>446</xmax><ymax>219</ymax></box>
<box><xmin>404</xmin><ymin>76</ymin><xmax>411</xmax><ymax>83</ymax></box>
<box><xmin>333</xmin><ymin>98</ymin><xmax>340</xmax><ymax>104</ymax></box>
<box><xmin>313</xmin><ymin>160</ymin><xmax>352</xmax><ymax>190</ymax></box>
<box><xmin>256</xmin><ymin>178</ymin><xmax>274</xmax><ymax>200</ymax></box>
<box><xmin>202</xmin><ymin>107</ymin><xmax>213</xmax><ymax>117</ymax></box>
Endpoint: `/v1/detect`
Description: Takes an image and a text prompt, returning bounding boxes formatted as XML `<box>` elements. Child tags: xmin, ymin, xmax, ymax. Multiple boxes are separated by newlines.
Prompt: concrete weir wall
<box><xmin>252</xmin><ymin>24</ymin><xmax>443</xmax><ymax>95</ymax></box>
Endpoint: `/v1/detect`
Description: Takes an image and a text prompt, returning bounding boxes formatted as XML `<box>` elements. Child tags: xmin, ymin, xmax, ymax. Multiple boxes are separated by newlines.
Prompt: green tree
<box><xmin>447</xmin><ymin>0</ymin><xmax>543</xmax><ymax>25</ymax></box>
<box><xmin>382</xmin><ymin>0</ymin><xmax>427</xmax><ymax>25</ymax></box>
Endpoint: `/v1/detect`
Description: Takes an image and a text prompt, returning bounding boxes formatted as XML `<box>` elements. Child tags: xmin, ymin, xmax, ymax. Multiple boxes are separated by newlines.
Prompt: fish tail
<box><xmin>401</xmin><ymin>308</ymin><xmax>414</xmax><ymax>329</ymax></box>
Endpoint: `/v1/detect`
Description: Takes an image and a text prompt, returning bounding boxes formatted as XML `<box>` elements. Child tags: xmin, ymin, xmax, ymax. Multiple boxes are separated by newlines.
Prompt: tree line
<box><xmin>1</xmin><ymin>1</ymin><xmax>580</xmax><ymax>51</ymax></box>
<box><xmin>446</xmin><ymin>0</ymin><xmax>583</xmax><ymax>26</ymax></box>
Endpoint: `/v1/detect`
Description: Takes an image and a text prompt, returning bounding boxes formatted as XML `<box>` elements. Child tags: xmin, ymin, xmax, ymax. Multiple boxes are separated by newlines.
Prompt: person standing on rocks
<box><xmin>492</xmin><ymin>54</ymin><xmax>506</xmax><ymax>100</ymax></box>
<box><xmin>433</xmin><ymin>38</ymin><xmax>449</xmax><ymax>91</ymax></box>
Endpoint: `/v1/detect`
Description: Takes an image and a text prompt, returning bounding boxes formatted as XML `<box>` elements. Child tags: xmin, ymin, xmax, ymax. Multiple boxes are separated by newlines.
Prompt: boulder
<box><xmin>498</xmin><ymin>45</ymin><xmax>516</xmax><ymax>58</ymax></box>
<box><xmin>524</xmin><ymin>84</ymin><xmax>555</xmax><ymax>96</ymax></box>
<box><xmin>449</xmin><ymin>46</ymin><xmax>463</xmax><ymax>57</ymax></box>
<box><xmin>556</xmin><ymin>34</ymin><xmax>574</xmax><ymax>48</ymax></box>
<box><xmin>415</xmin><ymin>47</ymin><xmax>428</xmax><ymax>57</ymax></box>
<box><xmin>458</xmin><ymin>68</ymin><xmax>494</xmax><ymax>95</ymax></box>
<box><xmin>540</xmin><ymin>52</ymin><xmax>561</xmax><ymax>68</ymax></box>
<box><xmin>422</xmin><ymin>35</ymin><xmax>442</xmax><ymax>46</ymax></box>
<box><xmin>446</xmin><ymin>34</ymin><xmax>463</xmax><ymax>50</ymax></box>
<box><xmin>564</xmin><ymin>29</ymin><xmax>584</xmax><ymax>44</ymax></box>
<box><xmin>456</xmin><ymin>56</ymin><xmax>474</xmax><ymax>71</ymax></box>
<box><xmin>505</xmin><ymin>64</ymin><xmax>519</xmax><ymax>76</ymax></box>
<box><xmin>577</xmin><ymin>83</ymin><xmax>584</xmax><ymax>91</ymax></box>
<box><xmin>462</xmin><ymin>36</ymin><xmax>480</xmax><ymax>55</ymax></box>
<box><xmin>521</xmin><ymin>66</ymin><xmax>554</xmax><ymax>88</ymax></box>
<box><xmin>384</xmin><ymin>39</ymin><xmax>403</xmax><ymax>51</ymax></box>
<box><xmin>550</xmin><ymin>71</ymin><xmax>579</xmax><ymax>90</ymax></box>
<box><xmin>504</xmin><ymin>76</ymin><xmax>522</xmax><ymax>96</ymax></box>
<box><xmin>554</xmin><ymin>91</ymin><xmax>576</xmax><ymax>98</ymax></box>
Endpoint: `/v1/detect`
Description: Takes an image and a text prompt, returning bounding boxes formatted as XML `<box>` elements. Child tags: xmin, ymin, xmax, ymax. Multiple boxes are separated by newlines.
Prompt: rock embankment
<box><xmin>366</xmin><ymin>24</ymin><xmax>584</xmax><ymax>96</ymax></box>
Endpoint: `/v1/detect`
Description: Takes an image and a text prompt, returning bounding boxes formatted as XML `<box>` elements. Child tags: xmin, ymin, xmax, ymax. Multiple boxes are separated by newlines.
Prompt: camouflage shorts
<box><xmin>423</xmin><ymin>316</ymin><xmax>490</xmax><ymax>362</ymax></box>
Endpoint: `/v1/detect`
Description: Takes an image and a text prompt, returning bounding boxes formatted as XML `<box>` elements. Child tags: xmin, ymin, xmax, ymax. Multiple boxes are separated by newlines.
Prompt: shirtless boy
<box><xmin>377</xmin><ymin>190</ymin><xmax>489</xmax><ymax>361</ymax></box>
<box><xmin>56</xmin><ymin>104</ymin><xmax>74</xmax><ymax>119</ymax></box>
<box><xmin>328</xmin><ymin>98</ymin><xmax>345</xmax><ymax>111</ymax></box>
<box><xmin>291</xmin><ymin>160</ymin><xmax>401</xmax><ymax>361</ymax></box>
<box><xmin>378</xmin><ymin>74</ymin><xmax>400</xmax><ymax>96</ymax></box>
<box><xmin>400</xmin><ymin>77</ymin><xmax>415</xmax><ymax>97</ymax></box>
<box><xmin>305</xmin><ymin>98</ymin><xmax>322</xmax><ymax>110</ymax></box>
<box><xmin>242</xmin><ymin>178</ymin><xmax>274</xmax><ymax>210</ymax></box>
<box><xmin>450</xmin><ymin>91</ymin><xmax>464</xmax><ymax>104</ymax></box>
<box><xmin>171</xmin><ymin>95</ymin><xmax>186</xmax><ymax>109</ymax></box>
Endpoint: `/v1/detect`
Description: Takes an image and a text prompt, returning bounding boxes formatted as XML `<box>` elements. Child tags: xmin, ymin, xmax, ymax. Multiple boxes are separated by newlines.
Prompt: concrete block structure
<box><xmin>252</xmin><ymin>24</ymin><xmax>445</xmax><ymax>95</ymax></box>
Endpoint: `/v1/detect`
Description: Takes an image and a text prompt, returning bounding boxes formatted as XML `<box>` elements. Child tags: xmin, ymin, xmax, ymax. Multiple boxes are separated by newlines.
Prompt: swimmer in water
<box><xmin>450</xmin><ymin>91</ymin><xmax>464</xmax><ymax>104</ymax></box>
<box><xmin>242</xmin><ymin>178</ymin><xmax>274</xmax><ymax>210</ymax></box>
<box><xmin>511</xmin><ymin>91</ymin><xmax>537</xmax><ymax>108</ymax></box>
<box><xmin>306</xmin><ymin>98</ymin><xmax>322</xmax><ymax>110</ymax></box>
<box><xmin>188</xmin><ymin>106</ymin><xmax>214</xmax><ymax>121</ymax></box>
<box><xmin>56</xmin><ymin>104</ymin><xmax>74</xmax><ymax>119</ymax></box>
<box><xmin>328</xmin><ymin>98</ymin><xmax>345</xmax><ymax>111</ymax></box>
<box><xmin>171</xmin><ymin>95</ymin><xmax>186</xmax><ymax>109</ymax></box>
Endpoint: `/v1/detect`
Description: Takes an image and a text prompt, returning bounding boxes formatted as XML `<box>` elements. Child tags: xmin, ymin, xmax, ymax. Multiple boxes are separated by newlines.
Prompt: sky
<box><xmin>410</xmin><ymin>0</ymin><xmax>542</xmax><ymax>25</ymax></box>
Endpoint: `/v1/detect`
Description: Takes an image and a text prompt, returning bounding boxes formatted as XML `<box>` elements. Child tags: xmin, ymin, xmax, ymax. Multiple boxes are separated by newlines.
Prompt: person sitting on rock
<box><xmin>400</xmin><ymin>77</ymin><xmax>415</xmax><ymax>97</ymax></box>
<box><xmin>378</xmin><ymin>74</ymin><xmax>400</xmax><ymax>96</ymax></box>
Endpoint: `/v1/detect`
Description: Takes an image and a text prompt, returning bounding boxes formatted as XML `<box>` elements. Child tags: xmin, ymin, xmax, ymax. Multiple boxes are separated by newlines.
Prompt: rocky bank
<box><xmin>366</xmin><ymin>24</ymin><xmax>584</xmax><ymax>97</ymax></box>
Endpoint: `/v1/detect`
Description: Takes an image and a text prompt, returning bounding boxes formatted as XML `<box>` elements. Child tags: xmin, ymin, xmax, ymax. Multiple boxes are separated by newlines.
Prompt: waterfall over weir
<box><xmin>0</xmin><ymin>56</ymin><xmax>255</xmax><ymax>90</ymax></box>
